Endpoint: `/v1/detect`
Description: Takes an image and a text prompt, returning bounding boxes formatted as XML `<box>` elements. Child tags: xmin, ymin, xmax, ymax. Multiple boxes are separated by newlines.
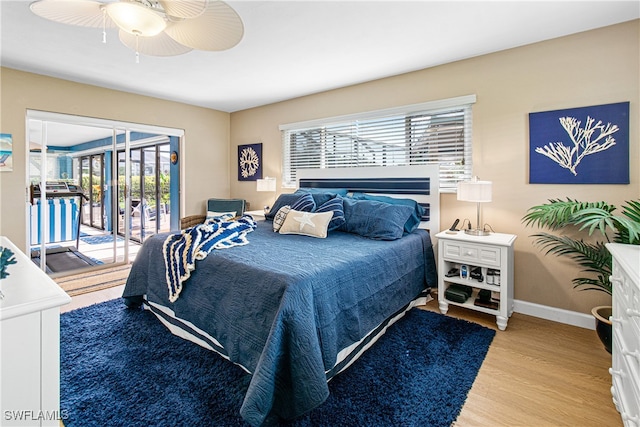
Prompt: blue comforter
<box><xmin>123</xmin><ymin>220</ymin><xmax>437</xmax><ymax>426</ymax></box>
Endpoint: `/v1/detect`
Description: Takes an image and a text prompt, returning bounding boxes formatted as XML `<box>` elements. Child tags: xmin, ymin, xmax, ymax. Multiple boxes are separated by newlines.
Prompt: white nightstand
<box><xmin>245</xmin><ymin>210</ymin><xmax>266</xmax><ymax>220</ymax></box>
<box><xmin>435</xmin><ymin>230</ymin><xmax>517</xmax><ymax>330</ymax></box>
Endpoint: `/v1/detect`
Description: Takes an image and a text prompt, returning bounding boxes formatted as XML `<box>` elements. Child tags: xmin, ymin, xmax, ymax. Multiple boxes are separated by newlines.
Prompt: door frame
<box><xmin>118</xmin><ymin>140</ymin><xmax>172</xmax><ymax>243</ymax></box>
<box><xmin>25</xmin><ymin>110</ymin><xmax>184</xmax><ymax>267</ymax></box>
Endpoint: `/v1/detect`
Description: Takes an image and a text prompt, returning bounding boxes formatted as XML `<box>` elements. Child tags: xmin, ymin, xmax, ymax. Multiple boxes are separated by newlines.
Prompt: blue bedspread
<box><xmin>122</xmin><ymin>220</ymin><xmax>437</xmax><ymax>426</ymax></box>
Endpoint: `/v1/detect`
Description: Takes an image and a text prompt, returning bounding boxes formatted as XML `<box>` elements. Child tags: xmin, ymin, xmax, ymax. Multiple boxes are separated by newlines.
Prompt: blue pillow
<box><xmin>350</xmin><ymin>193</ymin><xmax>425</xmax><ymax>233</ymax></box>
<box><xmin>265</xmin><ymin>193</ymin><xmax>300</xmax><ymax>220</ymax></box>
<box><xmin>290</xmin><ymin>192</ymin><xmax>316</xmax><ymax>212</ymax></box>
<box><xmin>315</xmin><ymin>196</ymin><xmax>346</xmax><ymax>231</ymax></box>
<box><xmin>295</xmin><ymin>188</ymin><xmax>348</xmax><ymax>207</ymax></box>
<box><xmin>296</xmin><ymin>187</ymin><xmax>349</xmax><ymax>196</ymax></box>
<box><xmin>340</xmin><ymin>198</ymin><xmax>414</xmax><ymax>240</ymax></box>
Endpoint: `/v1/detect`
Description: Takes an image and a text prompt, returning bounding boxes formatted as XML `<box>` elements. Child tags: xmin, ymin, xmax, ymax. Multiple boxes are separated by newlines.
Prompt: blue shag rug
<box><xmin>60</xmin><ymin>299</ymin><xmax>495</xmax><ymax>427</ymax></box>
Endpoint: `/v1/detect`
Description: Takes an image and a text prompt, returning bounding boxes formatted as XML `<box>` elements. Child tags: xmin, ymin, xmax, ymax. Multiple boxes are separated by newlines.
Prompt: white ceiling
<box><xmin>1</xmin><ymin>0</ymin><xmax>639</xmax><ymax>115</ymax></box>
<box><xmin>28</xmin><ymin>120</ymin><xmax>123</xmax><ymax>147</ymax></box>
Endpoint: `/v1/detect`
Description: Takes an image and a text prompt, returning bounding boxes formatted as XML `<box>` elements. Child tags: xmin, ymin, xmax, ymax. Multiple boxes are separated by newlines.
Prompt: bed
<box><xmin>122</xmin><ymin>165</ymin><xmax>440</xmax><ymax>426</ymax></box>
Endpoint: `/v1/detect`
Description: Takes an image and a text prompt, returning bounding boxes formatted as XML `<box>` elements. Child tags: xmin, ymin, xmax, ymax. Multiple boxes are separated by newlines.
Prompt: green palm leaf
<box><xmin>530</xmin><ymin>233</ymin><xmax>612</xmax><ymax>294</ymax></box>
<box><xmin>522</xmin><ymin>198</ymin><xmax>615</xmax><ymax>231</ymax></box>
<box><xmin>619</xmin><ymin>200</ymin><xmax>640</xmax><ymax>244</ymax></box>
<box><xmin>523</xmin><ymin>198</ymin><xmax>640</xmax><ymax>296</ymax></box>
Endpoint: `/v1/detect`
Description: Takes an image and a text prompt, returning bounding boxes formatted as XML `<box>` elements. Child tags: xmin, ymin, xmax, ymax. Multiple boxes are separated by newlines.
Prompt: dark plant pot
<box><xmin>592</xmin><ymin>306</ymin><xmax>612</xmax><ymax>354</ymax></box>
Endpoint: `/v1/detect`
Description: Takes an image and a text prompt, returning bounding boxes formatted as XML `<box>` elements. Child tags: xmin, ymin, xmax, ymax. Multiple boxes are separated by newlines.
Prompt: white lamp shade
<box><xmin>457</xmin><ymin>179</ymin><xmax>492</xmax><ymax>203</ymax></box>
<box><xmin>106</xmin><ymin>2</ymin><xmax>167</xmax><ymax>37</ymax></box>
<box><xmin>256</xmin><ymin>177</ymin><xmax>276</xmax><ymax>192</ymax></box>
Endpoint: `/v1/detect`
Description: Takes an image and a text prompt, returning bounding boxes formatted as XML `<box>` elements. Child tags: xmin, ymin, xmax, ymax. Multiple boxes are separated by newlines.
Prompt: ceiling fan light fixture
<box><xmin>30</xmin><ymin>0</ymin><xmax>244</xmax><ymax>57</ymax></box>
<box><xmin>105</xmin><ymin>2</ymin><xmax>166</xmax><ymax>37</ymax></box>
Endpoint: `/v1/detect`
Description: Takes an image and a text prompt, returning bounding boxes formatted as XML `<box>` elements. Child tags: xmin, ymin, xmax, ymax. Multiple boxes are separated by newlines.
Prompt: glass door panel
<box><xmin>118</xmin><ymin>142</ymin><xmax>170</xmax><ymax>243</ymax></box>
<box><xmin>90</xmin><ymin>154</ymin><xmax>104</xmax><ymax>229</ymax></box>
<box><xmin>142</xmin><ymin>146</ymin><xmax>156</xmax><ymax>240</ymax></box>
<box><xmin>159</xmin><ymin>144</ymin><xmax>171</xmax><ymax>233</ymax></box>
<box><xmin>80</xmin><ymin>157</ymin><xmax>90</xmax><ymax>225</ymax></box>
<box><xmin>27</xmin><ymin>118</ymin><xmax>118</xmax><ymax>274</ymax></box>
<box><xmin>130</xmin><ymin>148</ymin><xmax>143</xmax><ymax>243</ymax></box>
<box><xmin>117</xmin><ymin>151</ymin><xmax>126</xmax><ymax>236</ymax></box>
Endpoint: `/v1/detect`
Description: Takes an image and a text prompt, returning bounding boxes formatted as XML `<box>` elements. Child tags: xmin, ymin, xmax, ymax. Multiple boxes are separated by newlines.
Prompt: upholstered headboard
<box><xmin>207</xmin><ymin>198</ymin><xmax>246</xmax><ymax>216</ymax></box>
<box><xmin>297</xmin><ymin>165</ymin><xmax>440</xmax><ymax>233</ymax></box>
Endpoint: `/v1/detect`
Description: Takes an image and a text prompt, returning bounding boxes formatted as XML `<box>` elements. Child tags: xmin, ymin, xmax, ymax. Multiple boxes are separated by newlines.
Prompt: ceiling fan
<box><xmin>30</xmin><ymin>0</ymin><xmax>244</xmax><ymax>61</ymax></box>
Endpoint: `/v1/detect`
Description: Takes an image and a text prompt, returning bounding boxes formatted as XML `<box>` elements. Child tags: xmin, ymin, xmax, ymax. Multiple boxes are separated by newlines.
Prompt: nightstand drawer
<box><xmin>442</xmin><ymin>241</ymin><xmax>501</xmax><ymax>267</ymax></box>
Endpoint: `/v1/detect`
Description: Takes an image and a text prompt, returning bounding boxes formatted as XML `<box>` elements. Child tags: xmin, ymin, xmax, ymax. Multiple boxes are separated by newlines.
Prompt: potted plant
<box><xmin>522</xmin><ymin>198</ymin><xmax>640</xmax><ymax>352</ymax></box>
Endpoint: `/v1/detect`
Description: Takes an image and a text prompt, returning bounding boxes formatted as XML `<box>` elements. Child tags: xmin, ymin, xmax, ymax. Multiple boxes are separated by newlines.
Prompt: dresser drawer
<box><xmin>613</xmin><ymin>262</ymin><xmax>640</xmax><ymax>312</ymax></box>
<box><xmin>614</xmin><ymin>326</ymin><xmax>640</xmax><ymax>394</ymax></box>
<box><xmin>615</xmin><ymin>310</ymin><xmax>640</xmax><ymax>360</ymax></box>
<box><xmin>613</xmin><ymin>277</ymin><xmax>640</xmax><ymax>355</ymax></box>
<box><xmin>442</xmin><ymin>241</ymin><xmax>501</xmax><ymax>267</ymax></box>
<box><xmin>611</xmin><ymin>336</ymin><xmax>640</xmax><ymax>424</ymax></box>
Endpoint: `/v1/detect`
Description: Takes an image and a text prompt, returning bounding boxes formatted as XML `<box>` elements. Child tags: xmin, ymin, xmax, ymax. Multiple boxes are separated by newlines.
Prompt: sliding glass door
<box><xmin>26</xmin><ymin>110</ymin><xmax>182</xmax><ymax>276</ymax></box>
<box><xmin>79</xmin><ymin>154</ymin><xmax>105</xmax><ymax>230</ymax></box>
<box><xmin>118</xmin><ymin>142</ymin><xmax>171</xmax><ymax>243</ymax></box>
<box><xmin>27</xmin><ymin>119</ymin><xmax>119</xmax><ymax>274</ymax></box>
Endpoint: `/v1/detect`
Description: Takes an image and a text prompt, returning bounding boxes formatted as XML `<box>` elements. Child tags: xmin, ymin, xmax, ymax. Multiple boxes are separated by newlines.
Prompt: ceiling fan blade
<box><xmin>159</xmin><ymin>0</ymin><xmax>207</xmax><ymax>19</ymax></box>
<box><xmin>30</xmin><ymin>0</ymin><xmax>116</xmax><ymax>28</ymax></box>
<box><xmin>119</xmin><ymin>29</ymin><xmax>193</xmax><ymax>57</ymax></box>
<box><xmin>164</xmin><ymin>0</ymin><xmax>243</xmax><ymax>51</ymax></box>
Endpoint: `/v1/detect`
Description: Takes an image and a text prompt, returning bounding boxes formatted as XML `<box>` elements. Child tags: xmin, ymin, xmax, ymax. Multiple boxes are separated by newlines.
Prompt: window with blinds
<box><xmin>280</xmin><ymin>95</ymin><xmax>475</xmax><ymax>192</ymax></box>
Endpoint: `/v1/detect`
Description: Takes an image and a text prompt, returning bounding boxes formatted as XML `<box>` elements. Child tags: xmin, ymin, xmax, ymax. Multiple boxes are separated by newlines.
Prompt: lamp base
<box><xmin>464</xmin><ymin>228</ymin><xmax>491</xmax><ymax>236</ymax></box>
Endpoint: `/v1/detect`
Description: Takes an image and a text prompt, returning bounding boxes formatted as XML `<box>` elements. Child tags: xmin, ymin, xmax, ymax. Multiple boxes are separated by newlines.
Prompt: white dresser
<box><xmin>0</xmin><ymin>236</ymin><xmax>72</xmax><ymax>426</ymax></box>
<box><xmin>607</xmin><ymin>243</ymin><xmax>640</xmax><ymax>427</ymax></box>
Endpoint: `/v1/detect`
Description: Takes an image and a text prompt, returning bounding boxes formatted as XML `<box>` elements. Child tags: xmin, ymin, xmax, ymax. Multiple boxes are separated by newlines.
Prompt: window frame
<box><xmin>280</xmin><ymin>95</ymin><xmax>476</xmax><ymax>192</ymax></box>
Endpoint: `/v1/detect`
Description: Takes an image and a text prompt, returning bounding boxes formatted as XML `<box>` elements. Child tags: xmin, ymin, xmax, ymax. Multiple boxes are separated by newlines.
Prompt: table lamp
<box><xmin>256</xmin><ymin>177</ymin><xmax>277</xmax><ymax>213</ymax></box>
<box><xmin>457</xmin><ymin>176</ymin><xmax>492</xmax><ymax>236</ymax></box>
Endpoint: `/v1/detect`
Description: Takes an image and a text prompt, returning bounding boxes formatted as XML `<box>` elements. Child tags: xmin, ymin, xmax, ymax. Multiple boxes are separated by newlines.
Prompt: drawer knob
<box><xmin>609</xmin><ymin>367</ymin><xmax>626</xmax><ymax>378</ymax></box>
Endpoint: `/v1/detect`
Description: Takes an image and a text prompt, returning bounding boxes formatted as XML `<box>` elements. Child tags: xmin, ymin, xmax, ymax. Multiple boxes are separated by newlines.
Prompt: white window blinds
<box><xmin>280</xmin><ymin>95</ymin><xmax>475</xmax><ymax>192</ymax></box>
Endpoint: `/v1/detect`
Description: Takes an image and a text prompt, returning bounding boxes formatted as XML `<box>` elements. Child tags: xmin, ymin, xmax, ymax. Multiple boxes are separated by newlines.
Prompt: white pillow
<box><xmin>278</xmin><ymin>209</ymin><xmax>333</xmax><ymax>238</ymax></box>
<box><xmin>207</xmin><ymin>210</ymin><xmax>237</xmax><ymax>220</ymax></box>
<box><xmin>272</xmin><ymin>205</ymin><xmax>291</xmax><ymax>232</ymax></box>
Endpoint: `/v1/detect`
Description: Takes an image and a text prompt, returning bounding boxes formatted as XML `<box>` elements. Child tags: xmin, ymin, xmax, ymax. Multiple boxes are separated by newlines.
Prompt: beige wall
<box><xmin>0</xmin><ymin>21</ymin><xmax>636</xmax><ymax>315</ymax></box>
<box><xmin>230</xmin><ymin>20</ymin><xmax>639</xmax><ymax>315</ymax></box>
<box><xmin>0</xmin><ymin>67</ymin><xmax>231</xmax><ymax>249</ymax></box>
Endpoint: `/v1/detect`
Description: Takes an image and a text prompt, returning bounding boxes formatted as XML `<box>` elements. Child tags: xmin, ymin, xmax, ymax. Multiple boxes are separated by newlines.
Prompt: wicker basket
<box><xmin>180</xmin><ymin>214</ymin><xmax>206</xmax><ymax>229</ymax></box>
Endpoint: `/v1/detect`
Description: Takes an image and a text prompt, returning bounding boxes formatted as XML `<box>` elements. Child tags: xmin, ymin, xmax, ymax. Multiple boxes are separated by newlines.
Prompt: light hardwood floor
<box><xmin>421</xmin><ymin>300</ymin><xmax>621</xmax><ymax>427</ymax></box>
<box><xmin>63</xmin><ymin>288</ymin><xmax>621</xmax><ymax>426</ymax></box>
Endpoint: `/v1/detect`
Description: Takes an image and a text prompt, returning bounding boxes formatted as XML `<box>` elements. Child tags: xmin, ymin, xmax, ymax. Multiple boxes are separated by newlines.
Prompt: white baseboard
<box><xmin>513</xmin><ymin>299</ymin><xmax>595</xmax><ymax>330</ymax></box>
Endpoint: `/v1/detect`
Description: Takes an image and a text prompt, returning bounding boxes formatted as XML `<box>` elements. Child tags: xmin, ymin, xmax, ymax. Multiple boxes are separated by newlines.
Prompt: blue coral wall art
<box><xmin>238</xmin><ymin>143</ymin><xmax>263</xmax><ymax>181</ymax></box>
<box><xmin>529</xmin><ymin>102</ymin><xmax>629</xmax><ymax>184</ymax></box>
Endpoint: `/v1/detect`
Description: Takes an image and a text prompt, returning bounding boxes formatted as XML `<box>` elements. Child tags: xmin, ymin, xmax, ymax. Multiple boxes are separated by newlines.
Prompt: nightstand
<box><xmin>435</xmin><ymin>230</ymin><xmax>517</xmax><ymax>330</ymax></box>
<box><xmin>245</xmin><ymin>210</ymin><xmax>266</xmax><ymax>220</ymax></box>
